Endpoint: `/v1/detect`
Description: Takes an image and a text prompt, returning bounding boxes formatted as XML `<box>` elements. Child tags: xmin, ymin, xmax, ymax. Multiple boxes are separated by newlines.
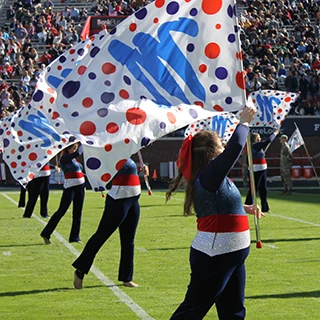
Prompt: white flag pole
<box><xmin>294</xmin><ymin>123</ymin><xmax>320</xmax><ymax>187</ymax></box>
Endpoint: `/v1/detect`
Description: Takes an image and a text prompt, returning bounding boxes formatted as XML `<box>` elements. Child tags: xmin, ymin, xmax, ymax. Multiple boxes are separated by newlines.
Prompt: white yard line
<box><xmin>1</xmin><ymin>193</ymin><xmax>154</xmax><ymax>320</ymax></box>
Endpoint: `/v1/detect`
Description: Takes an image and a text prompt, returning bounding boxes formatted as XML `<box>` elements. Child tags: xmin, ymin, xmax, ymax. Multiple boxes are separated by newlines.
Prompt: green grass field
<box><xmin>0</xmin><ymin>188</ymin><xmax>319</xmax><ymax>320</ymax></box>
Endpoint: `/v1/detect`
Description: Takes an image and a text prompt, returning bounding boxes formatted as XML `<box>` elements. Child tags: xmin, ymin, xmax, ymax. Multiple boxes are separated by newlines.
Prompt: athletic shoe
<box><xmin>74</xmin><ymin>271</ymin><xmax>83</xmax><ymax>289</ymax></box>
<box><xmin>41</xmin><ymin>235</ymin><xmax>51</xmax><ymax>245</ymax></box>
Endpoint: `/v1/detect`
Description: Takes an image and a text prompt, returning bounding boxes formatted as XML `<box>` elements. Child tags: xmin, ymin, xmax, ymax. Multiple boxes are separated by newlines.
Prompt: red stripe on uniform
<box><xmin>253</xmin><ymin>158</ymin><xmax>267</xmax><ymax>164</ymax></box>
<box><xmin>65</xmin><ymin>172</ymin><xmax>84</xmax><ymax>179</ymax></box>
<box><xmin>197</xmin><ymin>214</ymin><xmax>249</xmax><ymax>233</ymax></box>
<box><xmin>112</xmin><ymin>174</ymin><xmax>140</xmax><ymax>186</ymax></box>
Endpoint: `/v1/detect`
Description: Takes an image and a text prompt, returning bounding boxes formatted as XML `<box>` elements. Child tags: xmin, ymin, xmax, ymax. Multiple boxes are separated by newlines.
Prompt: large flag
<box><xmin>0</xmin><ymin>0</ymin><xmax>246</xmax><ymax>191</ymax></box>
<box><xmin>185</xmin><ymin>90</ymin><xmax>299</xmax><ymax>142</ymax></box>
<box><xmin>288</xmin><ymin>126</ymin><xmax>304</xmax><ymax>153</ymax></box>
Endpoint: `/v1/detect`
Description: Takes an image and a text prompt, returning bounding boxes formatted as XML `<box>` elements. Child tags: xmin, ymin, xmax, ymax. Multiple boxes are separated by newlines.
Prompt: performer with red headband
<box><xmin>40</xmin><ymin>142</ymin><xmax>85</xmax><ymax>244</ymax></box>
<box><xmin>244</xmin><ymin>130</ymin><xmax>278</xmax><ymax>213</ymax></box>
<box><xmin>22</xmin><ymin>163</ymin><xmax>60</xmax><ymax>218</ymax></box>
<box><xmin>166</xmin><ymin>106</ymin><xmax>264</xmax><ymax>320</ymax></box>
<box><xmin>72</xmin><ymin>158</ymin><xmax>149</xmax><ymax>289</ymax></box>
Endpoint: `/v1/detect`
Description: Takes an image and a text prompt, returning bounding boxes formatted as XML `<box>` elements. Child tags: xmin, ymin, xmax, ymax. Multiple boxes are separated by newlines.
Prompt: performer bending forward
<box><xmin>72</xmin><ymin>158</ymin><xmax>148</xmax><ymax>289</ymax></box>
<box><xmin>166</xmin><ymin>106</ymin><xmax>263</xmax><ymax>320</ymax></box>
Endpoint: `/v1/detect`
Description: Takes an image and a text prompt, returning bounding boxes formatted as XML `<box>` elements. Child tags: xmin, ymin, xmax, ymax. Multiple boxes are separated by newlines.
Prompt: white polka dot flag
<box><xmin>0</xmin><ymin>0</ymin><xmax>246</xmax><ymax>191</ymax></box>
<box><xmin>185</xmin><ymin>90</ymin><xmax>299</xmax><ymax>144</ymax></box>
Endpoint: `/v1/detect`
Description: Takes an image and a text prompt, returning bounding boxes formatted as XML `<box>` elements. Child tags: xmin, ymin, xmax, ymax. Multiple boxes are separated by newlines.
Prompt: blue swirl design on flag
<box><xmin>108</xmin><ymin>18</ymin><xmax>205</xmax><ymax>106</ymax></box>
<box><xmin>19</xmin><ymin>111</ymin><xmax>61</xmax><ymax>147</ymax></box>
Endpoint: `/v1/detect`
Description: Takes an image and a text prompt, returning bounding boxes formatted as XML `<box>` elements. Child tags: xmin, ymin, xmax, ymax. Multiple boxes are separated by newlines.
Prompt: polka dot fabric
<box><xmin>185</xmin><ymin>90</ymin><xmax>299</xmax><ymax>144</ymax></box>
<box><xmin>0</xmin><ymin>0</ymin><xmax>246</xmax><ymax>190</ymax></box>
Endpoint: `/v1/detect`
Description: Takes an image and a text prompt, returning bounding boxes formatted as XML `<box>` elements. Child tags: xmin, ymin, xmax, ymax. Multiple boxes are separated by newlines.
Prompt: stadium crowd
<box><xmin>0</xmin><ymin>0</ymin><xmax>320</xmax><ymax>120</ymax></box>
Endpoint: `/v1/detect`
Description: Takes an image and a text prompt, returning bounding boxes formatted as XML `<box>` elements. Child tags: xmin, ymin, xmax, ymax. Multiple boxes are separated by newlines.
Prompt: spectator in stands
<box><xmin>15</xmin><ymin>23</ymin><xmax>28</xmax><ymax>44</ymax></box>
<box><xmin>39</xmin><ymin>51</ymin><xmax>52</xmax><ymax>66</ymax></box>
<box><xmin>285</xmin><ymin>70</ymin><xmax>299</xmax><ymax>92</ymax></box>
<box><xmin>70</xmin><ymin>6</ymin><xmax>80</xmax><ymax>22</ymax></box>
<box><xmin>6</xmin><ymin>6</ymin><xmax>16</xmax><ymax>21</ymax></box>
<box><xmin>37</xmin><ymin>27</ymin><xmax>47</xmax><ymax>44</ymax></box>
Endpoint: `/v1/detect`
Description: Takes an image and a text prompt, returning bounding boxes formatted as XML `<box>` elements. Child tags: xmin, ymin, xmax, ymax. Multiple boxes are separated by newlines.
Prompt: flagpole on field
<box><xmin>246</xmin><ymin>133</ymin><xmax>262</xmax><ymax>248</ymax></box>
<box><xmin>294</xmin><ymin>123</ymin><xmax>320</xmax><ymax>187</ymax></box>
<box><xmin>137</xmin><ymin>151</ymin><xmax>152</xmax><ymax>196</ymax></box>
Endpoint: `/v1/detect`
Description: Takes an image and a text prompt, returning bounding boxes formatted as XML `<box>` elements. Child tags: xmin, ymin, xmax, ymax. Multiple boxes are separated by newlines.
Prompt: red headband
<box><xmin>177</xmin><ymin>135</ymin><xmax>193</xmax><ymax>181</ymax></box>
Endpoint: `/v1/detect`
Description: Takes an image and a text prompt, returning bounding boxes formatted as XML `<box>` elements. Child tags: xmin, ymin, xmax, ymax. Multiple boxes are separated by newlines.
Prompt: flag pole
<box><xmin>246</xmin><ymin>133</ymin><xmax>262</xmax><ymax>249</ymax></box>
<box><xmin>293</xmin><ymin>123</ymin><xmax>320</xmax><ymax>187</ymax></box>
<box><xmin>137</xmin><ymin>151</ymin><xmax>152</xmax><ymax>196</ymax></box>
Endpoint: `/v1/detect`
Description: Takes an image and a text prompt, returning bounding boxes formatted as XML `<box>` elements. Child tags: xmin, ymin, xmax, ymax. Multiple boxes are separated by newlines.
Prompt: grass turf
<box><xmin>0</xmin><ymin>189</ymin><xmax>319</xmax><ymax>319</ymax></box>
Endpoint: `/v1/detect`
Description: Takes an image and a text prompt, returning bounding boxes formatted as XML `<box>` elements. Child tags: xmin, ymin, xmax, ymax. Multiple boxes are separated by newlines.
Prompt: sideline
<box><xmin>1</xmin><ymin>193</ymin><xmax>154</xmax><ymax>320</ymax></box>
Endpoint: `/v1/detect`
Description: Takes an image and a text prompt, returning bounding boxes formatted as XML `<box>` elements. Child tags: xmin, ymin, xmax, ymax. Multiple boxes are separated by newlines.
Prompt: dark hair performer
<box><xmin>166</xmin><ymin>106</ymin><xmax>264</xmax><ymax>320</ymax></box>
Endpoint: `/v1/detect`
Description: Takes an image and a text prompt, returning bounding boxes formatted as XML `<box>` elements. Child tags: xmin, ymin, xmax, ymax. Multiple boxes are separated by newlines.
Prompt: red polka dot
<box><xmin>17</xmin><ymin>131</ymin><xmax>23</xmax><ymax>136</ymax></box>
<box><xmin>154</xmin><ymin>17</ymin><xmax>159</xmax><ymax>23</ymax></box>
<box><xmin>6</xmin><ymin>131</ymin><xmax>10</xmax><ymax>136</ymax></box>
<box><xmin>47</xmin><ymin>150</ymin><xmax>52</xmax><ymax>155</ymax></box>
<box><xmin>52</xmin><ymin>111</ymin><xmax>60</xmax><ymax>120</ymax></box>
<box><xmin>62</xmin><ymin>138</ymin><xmax>67</xmax><ymax>143</ymax></box>
<box><xmin>124</xmin><ymin>138</ymin><xmax>130</xmax><ymax>144</ymax></box>
<box><xmin>101</xmin><ymin>173</ymin><xmax>111</xmax><ymax>182</ymax></box>
<box><xmin>78</xmin><ymin>66</ymin><xmax>87</xmax><ymax>75</ymax></box>
<box><xmin>284</xmin><ymin>97</ymin><xmax>291</xmax><ymax>102</ymax></box>
<box><xmin>126</xmin><ymin>108</ymin><xmax>147</xmax><ymax>125</ymax></box>
<box><xmin>57</xmin><ymin>66</ymin><xmax>62</xmax><ymax>70</ymax></box>
<box><xmin>29</xmin><ymin>173</ymin><xmax>34</xmax><ymax>179</ymax></box>
<box><xmin>199</xmin><ymin>64</ymin><xmax>207</xmax><ymax>73</ymax></box>
<box><xmin>106</xmin><ymin>122</ymin><xmax>119</xmax><ymax>134</ymax></box>
<box><xmin>71</xmin><ymin>59</ymin><xmax>75</xmax><ymax>62</ymax></box>
<box><xmin>194</xmin><ymin>101</ymin><xmax>204</xmax><ymax>108</ymax></box>
<box><xmin>129</xmin><ymin>23</ymin><xmax>137</xmax><ymax>32</ymax></box>
<box><xmin>90</xmin><ymin>36</ymin><xmax>95</xmax><ymax>41</ymax></box>
<box><xmin>63</xmin><ymin>104</ymin><xmax>68</xmax><ymax>108</ymax></box>
<box><xmin>29</xmin><ymin>153</ymin><xmax>37</xmax><ymax>161</ymax></box>
<box><xmin>70</xmin><ymin>49</ymin><xmax>75</xmax><ymax>54</ymax></box>
<box><xmin>167</xmin><ymin>112</ymin><xmax>176</xmax><ymax>124</ymax></box>
<box><xmin>26</xmin><ymin>144</ymin><xmax>31</xmax><ymax>149</ymax></box>
<box><xmin>202</xmin><ymin>0</ymin><xmax>222</xmax><ymax>14</ymax></box>
<box><xmin>21</xmin><ymin>161</ymin><xmax>26</xmax><ymax>167</ymax></box>
<box><xmin>119</xmin><ymin>89</ymin><xmax>129</xmax><ymax>99</ymax></box>
<box><xmin>104</xmin><ymin>144</ymin><xmax>112</xmax><ymax>152</ymax></box>
<box><xmin>155</xmin><ymin>0</ymin><xmax>165</xmax><ymax>8</ymax></box>
<box><xmin>80</xmin><ymin>121</ymin><xmax>96</xmax><ymax>135</ymax></box>
<box><xmin>213</xmin><ymin>105</ymin><xmax>224</xmax><ymax>111</ymax></box>
<box><xmin>236</xmin><ymin>71</ymin><xmax>246</xmax><ymax>90</ymax></box>
<box><xmin>116</xmin><ymin>159</ymin><xmax>127</xmax><ymax>171</ymax></box>
<box><xmin>49</xmin><ymin>97</ymin><xmax>55</xmax><ymax>104</ymax></box>
<box><xmin>82</xmin><ymin>97</ymin><xmax>93</xmax><ymax>108</ymax></box>
<box><xmin>48</xmin><ymin>88</ymin><xmax>55</xmax><ymax>94</ymax></box>
<box><xmin>278</xmin><ymin>108</ymin><xmax>283</xmax><ymax>113</ymax></box>
<box><xmin>102</xmin><ymin>62</ymin><xmax>116</xmax><ymax>74</ymax></box>
<box><xmin>205</xmin><ymin>42</ymin><xmax>220</xmax><ymax>59</ymax></box>
<box><xmin>10</xmin><ymin>149</ymin><xmax>15</xmax><ymax>154</ymax></box>
<box><xmin>216</xmin><ymin>23</ymin><xmax>221</xmax><ymax>29</ymax></box>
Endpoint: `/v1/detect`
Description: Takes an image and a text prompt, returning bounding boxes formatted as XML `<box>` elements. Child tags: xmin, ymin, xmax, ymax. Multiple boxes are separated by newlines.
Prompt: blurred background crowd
<box><xmin>0</xmin><ymin>0</ymin><xmax>320</xmax><ymax>120</ymax></box>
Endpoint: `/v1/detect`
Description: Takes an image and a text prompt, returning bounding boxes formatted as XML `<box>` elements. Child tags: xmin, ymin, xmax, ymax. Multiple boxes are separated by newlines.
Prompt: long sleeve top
<box><xmin>191</xmin><ymin>124</ymin><xmax>251</xmax><ymax>257</ymax></box>
<box><xmin>60</xmin><ymin>145</ymin><xmax>85</xmax><ymax>189</ymax></box>
<box><xmin>108</xmin><ymin>158</ymin><xmax>141</xmax><ymax>200</ymax></box>
<box><xmin>250</xmin><ymin>133</ymin><xmax>276</xmax><ymax>172</ymax></box>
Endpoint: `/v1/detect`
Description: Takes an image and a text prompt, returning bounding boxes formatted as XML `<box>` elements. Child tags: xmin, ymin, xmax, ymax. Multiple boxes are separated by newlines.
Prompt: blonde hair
<box><xmin>166</xmin><ymin>131</ymin><xmax>221</xmax><ymax>215</ymax></box>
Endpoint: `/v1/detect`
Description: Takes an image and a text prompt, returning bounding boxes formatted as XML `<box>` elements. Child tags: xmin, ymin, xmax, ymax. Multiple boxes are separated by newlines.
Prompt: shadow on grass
<box><xmin>0</xmin><ymin>285</ymin><xmax>106</xmax><ymax>297</ymax></box>
<box><xmin>247</xmin><ymin>290</ymin><xmax>320</xmax><ymax>299</ymax></box>
<box><xmin>251</xmin><ymin>237</ymin><xmax>320</xmax><ymax>244</ymax></box>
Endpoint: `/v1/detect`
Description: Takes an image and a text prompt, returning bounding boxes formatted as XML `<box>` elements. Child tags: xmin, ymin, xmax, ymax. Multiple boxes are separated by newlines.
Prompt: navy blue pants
<box><xmin>245</xmin><ymin>169</ymin><xmax>269</xmax><ymax>212</ymax></box>
<box><xmin>41</xmin><ymin>183</ymin><xmax>85</xmax><ymax>242</ymax></box>
<box><xmin>23</xmin><ymin>176</ymin><xmax>50</xmax><ymax>218</ymax></box>
<box><xmin>72</xmin><ymin>194</ymin><xmax>140</xmax><ymax>282</ymax></box>
<box><xmin>18</xmin><ymin>185</ymin><xmax>26</xmax><ymax>207</ymax></box>
<box><xmin>171</xmin><ymin>247</ymin><xmax>250</xmax><ymax>320</ymax></box>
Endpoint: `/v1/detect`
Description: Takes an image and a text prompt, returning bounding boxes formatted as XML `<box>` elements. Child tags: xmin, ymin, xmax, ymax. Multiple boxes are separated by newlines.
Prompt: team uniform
<box><xmin>72</xmin><ymin>158</ymin><xmax>141</xmax><ymax>283</ymax></box>
<box><xmin>245</xmin><ymin>133</ymin><xmax>276</xmax><ymax>213</ymax></box>
<box><xmin>23</xmin><ymin>163</ymin><xmax>55</xmax><ymax>218</ymax></box>
<box><xmin>171</xmin><ymin>124</ymin><xmax>250</xmax><ymax>320</ymax></box>
<box><xmin>40</xmin><ymin>145</ymin><xmax>85</xmax><ymax>243</ymax></box>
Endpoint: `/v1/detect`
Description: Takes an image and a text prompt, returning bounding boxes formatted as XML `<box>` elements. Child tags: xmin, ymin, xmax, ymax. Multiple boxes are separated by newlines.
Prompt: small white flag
<box><xmin>288</xmin><ymin>127</ymin><xmax>304</xmax><ymax>153</ymax></box>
